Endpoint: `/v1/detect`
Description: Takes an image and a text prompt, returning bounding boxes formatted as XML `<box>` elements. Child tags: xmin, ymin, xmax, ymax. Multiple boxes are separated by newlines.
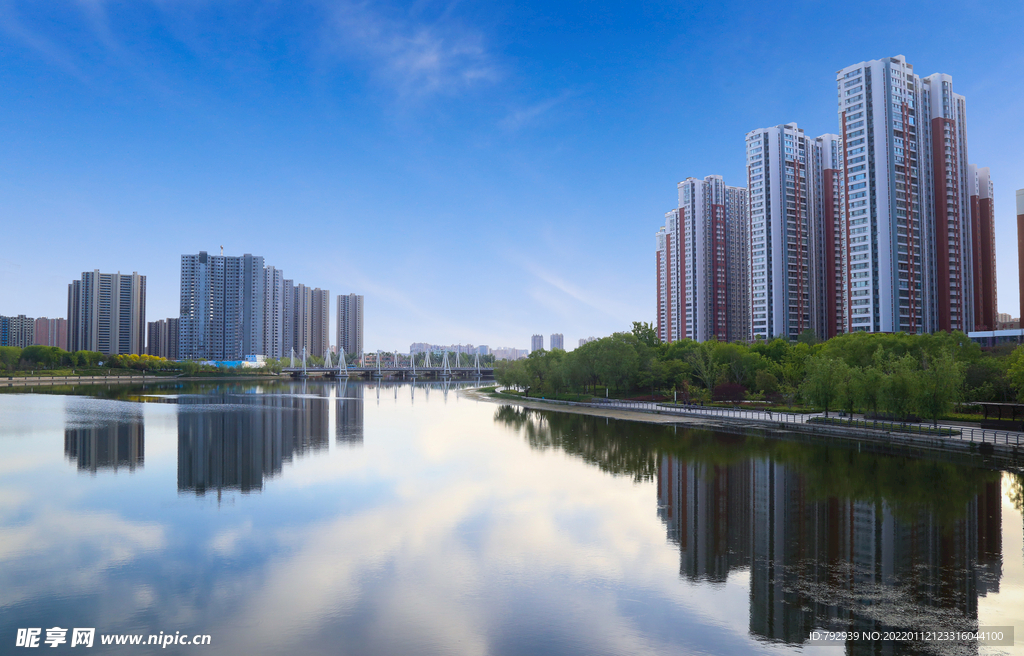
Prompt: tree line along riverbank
<box><xmin>493</xmin><ymin>323</ymin><xmax>1024</xmax><ymax>427</ymax></box>
<box><xmin>0</xmin><ymin>346</ymin><xmax>292</xmax><ymax>377</ymax></box>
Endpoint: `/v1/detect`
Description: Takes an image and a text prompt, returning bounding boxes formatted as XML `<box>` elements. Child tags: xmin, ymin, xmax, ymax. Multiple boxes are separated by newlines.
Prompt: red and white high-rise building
<box><xmin>835</xmin><ymin>55</ymin><xmax>974</xmax><ymax>334</ymax></box>
<box><xmin>745</xmin><ymin>124</ymin><xmax>842</xmax><ymax>341</ymax></box>
<box><xmin>656</xmin><ymin>175</ymin><xmax>749</xmax><ymax>343</ymax></box>
<box><xmin>968</xmin><ymin>165</ymin><xmax>997</xmax><ymax>330</ymax></box>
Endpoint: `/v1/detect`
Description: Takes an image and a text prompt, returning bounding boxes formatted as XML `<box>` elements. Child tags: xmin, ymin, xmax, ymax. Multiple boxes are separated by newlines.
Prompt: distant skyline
<box><xmin>2</xmin><ymin>1</ymin><xmax>1022</xmax><ymax>352</ymax></box>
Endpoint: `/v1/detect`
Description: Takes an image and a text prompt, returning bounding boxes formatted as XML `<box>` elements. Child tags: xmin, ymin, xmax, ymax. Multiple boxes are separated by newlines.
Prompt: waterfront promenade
<box><xmin>474</xmin><ymin>388</ymin><xmax>1024</xmax><ymax>461</ymax></box>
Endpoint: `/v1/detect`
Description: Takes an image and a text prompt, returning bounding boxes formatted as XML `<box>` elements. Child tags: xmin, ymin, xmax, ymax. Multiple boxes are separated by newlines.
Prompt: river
<box><xmin>0</xmin><ymin>379</ymin><xmax>1020</xmax><ymax>655</ymax></box>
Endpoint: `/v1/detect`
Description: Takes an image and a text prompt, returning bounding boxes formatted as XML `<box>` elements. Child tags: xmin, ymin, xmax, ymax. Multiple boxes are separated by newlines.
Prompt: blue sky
<box><xmin>1</xmin><ymin>0</ymin><xmax>1022</xmax><ymax>352</ymax></box>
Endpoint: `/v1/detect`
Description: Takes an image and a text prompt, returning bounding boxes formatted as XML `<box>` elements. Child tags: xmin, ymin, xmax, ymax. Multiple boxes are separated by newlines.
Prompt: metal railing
<box><xmin>604</xmin><ymin>399</ymin><xmax>808</xmax><ymax>424</ymax></box>
<box><xmin>494</xmin><ymin>388</ymin><xmax>1024</xmax><ymax>448</ymax></box>
<box><xmin>958</xmin><ymin>426</ymin><xmax>1024</xmax><ymax>447</ymax></box>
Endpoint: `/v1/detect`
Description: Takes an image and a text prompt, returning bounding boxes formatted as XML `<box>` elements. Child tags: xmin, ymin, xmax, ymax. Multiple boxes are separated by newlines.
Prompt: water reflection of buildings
<box><xmin>64</xmin><ymin>414</ymin><xmax>145</xmax><ymax>473</ymax></box>
<box><xmin>177</xmin><ymin>389</ymin><xmax>337</xmax><ymax>495</ymax></box>
<box><xmin>657</xmin><ymin>455</ymin><xmax>1002</xmax><ymax>650</ymax></box>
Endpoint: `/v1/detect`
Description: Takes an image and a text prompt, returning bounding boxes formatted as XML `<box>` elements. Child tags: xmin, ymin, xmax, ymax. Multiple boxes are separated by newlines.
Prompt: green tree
<box><xmin>917</xmin><ymin>351</ymin><xmax>965</xmax><ymax>426</ymax></box>
<box><xmin>800</xmin><ymin>356</ymin><xmax>849</xmax><ymax>417</ymax></box>
<box><xmin>543</xmin><ymin>349</ymin><xmax>568</xmax><ymax>396</ymax></box>
<box><xmin>663</xmin><ymin>359</ymin><xmax>690</xmax><ymax>394</ymax></box>
<box><xmin>179</xmin><ymin>360</ymin><xmax>200</xmax><ymax>376</ymax></box>
<box><xmin>838</xmin><ymin>365</ymin><xmax>859</xmax><ymax>418</ymax></box>
<box><xmin>754</xmin><ymin>369</ymin><xmax>779</xmax><ymax>395</ymax></box>
<box><xmin>637</xmin><ymin>358</ymin><xmax>667</xmax><ymax>398</ymax></box>
<box><xmin>688</xmin><ymin>342</ymin><xmax>721</xmax><ymax>391</ymax></box>
<box><xmin>1008</xmin><ymin>346</ymin><xmax>1024</xmax><ymax>402</ymax></box>
<box><xmin>494</xmin><ymin>360</ymin><xmax>516</xmax><ymax>389</ymax></box>
<box><xmin>879</xmin><ymin>353</ymin><xmax>920</xmax><ymax>423</ymax></box>
<box><xmin>595</xmin><ymin>335</ymin><xmax>639</xmax><ymax>393</ymax></box>
<box><xmin>631</xmin><ymin>321</ymin><xmax>660</xmax><ymax>347</ymax></box>
<box><xmin>0</xmin><ymin>346</ymin><xmax>22</xmax><ymax>371</ymax></box>
<box><xmin>508</xmin><ymin>360</ymin><xmax>533</xmax><ymax>394</ymax></box>
<box><xmin>854</xmin><ymin>363</ymin><xmax>886</xmax><ymax>423</ymax></box>
<box><xmin>524</xmin><ymin>350</ymin><xmax>551</xmax><ymax>392</ymax></box>
<box><xmin>75</xmin><ymin>351</ymin><xmax>104</xmax><ymax>367</ymax></box>
<box><xmin>20</xmin><ymin>345</ymin><xmax>69</xmax><ymax>369</ymax></box>
<box><xmin>797</xmin><ymin>329</ymin><xmax>819</xmax><ymax>345</ymax></box>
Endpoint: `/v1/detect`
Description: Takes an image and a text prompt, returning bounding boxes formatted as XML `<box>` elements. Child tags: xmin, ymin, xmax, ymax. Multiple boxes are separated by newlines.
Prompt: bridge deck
<box><xmin>281</xmin><ymin>367</ymin><xmax>493</xmax><ymax>374</ymax></box>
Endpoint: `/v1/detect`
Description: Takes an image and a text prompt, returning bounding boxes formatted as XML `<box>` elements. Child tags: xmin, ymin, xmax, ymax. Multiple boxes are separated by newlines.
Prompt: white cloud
<box><xmin>320</xmin><ymin>0</ymin><xmax>499</xmax><ymax>97</ymax></box>
<box><xmin>519</xmin><ymin>257</ymin><xmax>635</xmax><ymax>321</ymax></box>
<box><xmin>0</xmin><ymin>0</ymin><xmax>88</xmax><ymax>78</ymax></box>
<box><xmin>499</xmin><ymin>91</ymin><xmax>574</xmax><ymax>131</ymax></box>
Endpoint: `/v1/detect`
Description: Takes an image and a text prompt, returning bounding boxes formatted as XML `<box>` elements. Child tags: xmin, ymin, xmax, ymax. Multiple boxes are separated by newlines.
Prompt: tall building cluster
<box><xmin>34</xmin><ymin>318</ymin><xmax>67</xmax><ymax>349</ymax></box>
<box><xmin>178</xmin><ymin>251</ymin><xmax>329</xmax><ymax>361</ymax></box>
<box><xmin>5</xmin><ymin>253</ymin><xmax>364</xmax><ymax>361</ymax></box>
<box><xmin>656</xmin><ymin>454</ymin><xmax>1001</xmax><ymax>643</ymax></box>
<box><xmin>656</xmin><ymin>55</ymin><xmax>1002</xmax><ymax>342</ymax></box>
<box><xmin>68</xmin><ymin>271</ymin><xmax>147</xmax><ymax>355</ymax></box>
<box><xmin>0</xmin><ymin>315</ymin><xmax>35</xmax><ymax>348</ymax></box>
<box><xmin>0</xmin><ymin>316</ymin><xmax>68</xmax><ymax>349</ymax></box>
<box><xmin>410</xmin><ymin>342</ymin><xmax>487</xmax><ymax>356</ymax></box>
<box><xmin>491</xmin><ymin>347</ymin><xmax>528</xmax><ymax>360</ymax></box>
<box><xmin>657</xmin><ymin>175</ymin><xmax>749</xmax><ymax>343</ymax></box>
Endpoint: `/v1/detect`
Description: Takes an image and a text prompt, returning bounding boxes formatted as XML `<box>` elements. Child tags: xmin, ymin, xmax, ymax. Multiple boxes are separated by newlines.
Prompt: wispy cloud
<box><xmin>499</xmin><ymin>91</ymin><xmax>573</xmax><ymax>131</ymax></box>
<box><xmin>320</xmin><ymin>0</ymin><xmax>499</xmax><ymax>97</ymax></box>
<box><xmin>0</xmin><ymin>0</ymin><xmax>88</xmax><ymax>79</ymax></box>
<box><xmin>0</xmin><ymin>0</ymin><xmax>180</xmax><ymax>98</ymax></box>
<box><xmin>518</xmin><ymin>258</ymin><xmax>634</xmax><ymax>321</ymax></box>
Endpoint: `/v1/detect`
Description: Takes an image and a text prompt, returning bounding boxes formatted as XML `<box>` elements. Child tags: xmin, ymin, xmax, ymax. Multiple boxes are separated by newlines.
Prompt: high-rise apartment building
<box><xmin>263</xmin><ymin>266</ymin><xmax>286</xmax><ymax>358</ymax></box>
<box><xmin>289</xmin><ymin>284</ymin><xmax>329</xmax><ymax>359</ymax></box>
<box><xmin>531</xmin><ymin>334</ymin><xmax>544</xmax><ymax>352</ymax></box>
<box><xmin>657</xmin><ymin>175</ymin><xmax>749</xmax><ymax>343</ymax></box>
<box><xmin>180</xmin><ymin>251</ymin><xmax>326</xmax><ymax>361</ymax></box>
<box><xmin>33</xmin><ymin>317</ymin><xmax>67</xmax><ymax>349</ymax></box>
<box><xmin>814</xmin><ymin>134</ymin><xmax>845</xmax><ymax>339</ymax></box>
<box><xmin>292</xmin><ymin>284</ymin><xmax>312</xmax><ymax>359</ymax></box>
<box><xmin>550</xmin><ymin>333</ymin><xmax>564</xmax><ymax>350</ymax></box>
<box><xmin>835</xmin><ymin>55</ymin><xmax>974</xmax><ymax>333</ymax></box>
<box><xmin>179</xmin><ymin>252</ymin><xmax>264</xmax><ymax>361</ymax></box>
<box><xmin>147</xmin><ymin>318</ymin><xmax>179</xmax><ymax>359</ymax></box>
<box><xmin>0</xmin><ymin>315</ymin><xmax>34</xmax><ymax>348</ymax></box>
<box><xmin>310</xmin><ymin>288</ymin><xmax>330</xmax><ymax>359</ymax></box>
<box><xmin>746</xmin><ymin>124</ymin><xmax>842</xmax><ymax>341</ymax></box>
<box><xmin>336</xmin><ymin>293</ymin><xmax>364</xmax><ymax>357</ymax></box>
<box><xmin>968</xmin><ymin>166</ymin><xmax>997</xmax><ymax>330</ymax></box>
<box><xmin>282</xmin><ymin>278</ymin><xmax>295</xmax><ymax>360</ymax></box>
<box><xmin>1018</xmin><ymin>190</ymin><xmax>1024</xmax><ymax>318</ymax></box>
<box><xmin>68</xmin><ymin>271</ymin><xmax>146</xmax><ymax>355</ymax></box>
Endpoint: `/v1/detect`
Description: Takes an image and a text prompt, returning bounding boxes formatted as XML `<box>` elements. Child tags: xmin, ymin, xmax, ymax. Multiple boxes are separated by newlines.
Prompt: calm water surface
<box><xmin>1</xmin><ymin>380</ymin><xmax>1022</xmax><ymax>655</ymax></box>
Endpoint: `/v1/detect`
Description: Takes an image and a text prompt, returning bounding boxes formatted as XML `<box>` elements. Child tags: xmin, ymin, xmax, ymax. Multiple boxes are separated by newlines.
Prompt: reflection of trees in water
<box><xmin>1010</xmin><ymin>473</ymin><xmax>1024</xmax><ymax>512</ymax></box>
<box><xmin>493</xmin><ymin>405</ymin><xmax>671</xmax><ymax>482</ymax></box>
<box><xmin>494</xmin><ymin>404</ymin><xmax>1001</xmax><ymax>526</ymax></box>
<box><xmin>495</xmin><ymin>405</ymin><xmax>1008</xmax><ymax>652</ymax></box>
<box><xmin>660</xmin><ymin>454</ymin><xmax>1003</xmax><ymax>653</ymax></box>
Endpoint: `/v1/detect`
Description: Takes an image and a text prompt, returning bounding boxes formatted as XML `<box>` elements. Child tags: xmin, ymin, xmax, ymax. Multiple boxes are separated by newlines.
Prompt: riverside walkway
<box><xmin>488</xmin><ymin>389</ymin><xmax>1024</xmax><ymax>453</ymax></box>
